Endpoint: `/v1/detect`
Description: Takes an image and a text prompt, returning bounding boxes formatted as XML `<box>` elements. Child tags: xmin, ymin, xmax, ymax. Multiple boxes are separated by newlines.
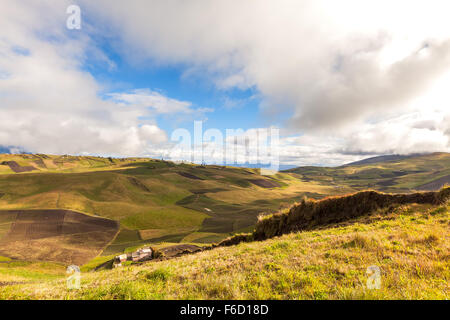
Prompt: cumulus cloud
<box><xmin>0</xmin><ymin>1</ymin><xmax>201</xmax><ymax>156</ymax></box>
<box><xmin>1</xmin><ymin>0</ymin><xmax>450</xmax><ymax>165</ymax></box>
<box><xmin>108</xmin><ymin>89</ymin><xmax>196</xmax><ymax>114</ymax></box>
<box><xmin>288</xmin><ymin>39</ymin><xmax>450</xmax><ymax>130</ymax></box>
<box><xmin>82</xmin><ymin>0</ymin><xmax>450</xmax><ymax>160</ymax></box>
<box><xmin>337</xmin><ymin>111</ymin><xmax>450</xmax><ymax>156</ymax></box>
<box><xmin>138</xmin><ymin>125</ymin><xmax>167</xmax><ymax>145</ymax></box>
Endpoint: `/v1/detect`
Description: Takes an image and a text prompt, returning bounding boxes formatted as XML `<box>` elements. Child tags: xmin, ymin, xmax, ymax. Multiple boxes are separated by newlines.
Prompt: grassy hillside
<box><xmin>1</xmin><ymin>190</ymin><xmax>448</xmax><ymax>300</ymax></box>
<box><xmin>0</xmin><ymin>154</ymin><xmax>342</xmax><ymax>261</ymax></box>
<box><xmin>0</xmin><ymin>152</ymin><xmax>448</xmax><ymax>266</ymax></box>
<box><xmin>0</xmin><ymin>154</ymin><xmax>146</xmax><ymax>174</ymax></box>
<box><xmin>285</xmin><ymin>152</ymin><xmax>450</xmax><ymax>193</ymax></box>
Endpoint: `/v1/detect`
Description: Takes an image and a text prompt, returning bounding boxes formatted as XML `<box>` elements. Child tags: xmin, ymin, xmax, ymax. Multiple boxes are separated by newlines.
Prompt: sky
<box><xmin>1</xmin><ymin>0</ymin><xmax>450</xmax><ymax>167</ymax></box>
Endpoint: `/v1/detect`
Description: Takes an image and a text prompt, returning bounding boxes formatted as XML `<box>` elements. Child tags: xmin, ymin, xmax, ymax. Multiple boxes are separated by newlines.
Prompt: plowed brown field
<box><xmin>0</xmin><ymin>209</ymin><xmax>119</xmax><ymax>265</ymax></box>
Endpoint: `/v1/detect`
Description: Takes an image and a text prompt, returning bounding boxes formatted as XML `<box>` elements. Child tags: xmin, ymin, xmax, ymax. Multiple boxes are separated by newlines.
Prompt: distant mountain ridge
<box><xmin>282</xmin><ymin>152</ymin><xmax>450</xmax><ymax>193</ymax></box>
<box><xmin>341</xmin><ymin>153</ymin><xmax>428</xmax><ymax>167</ymax></box>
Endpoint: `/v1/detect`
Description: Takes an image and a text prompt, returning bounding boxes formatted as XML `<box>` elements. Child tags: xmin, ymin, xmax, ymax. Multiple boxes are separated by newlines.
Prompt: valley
<box><xmin>0</xmin><ymin>152</ymin><xmax>449</xmax><ymax>299</ymax></box>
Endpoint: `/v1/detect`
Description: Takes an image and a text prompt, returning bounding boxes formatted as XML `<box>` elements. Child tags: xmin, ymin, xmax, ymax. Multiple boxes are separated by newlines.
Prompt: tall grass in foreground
<box><xmin>219</xmin><ymin>187</ymin><xmax>450</xmax><ymax>246</ymax></box>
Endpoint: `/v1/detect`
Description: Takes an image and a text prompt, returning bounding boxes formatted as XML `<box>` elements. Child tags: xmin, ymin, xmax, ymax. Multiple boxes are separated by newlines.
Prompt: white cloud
<box><xmin>0</xmin><ymin>1</ymin><xmax>203</xmax><ymax>157</ymax></box>
<box><xmin>139</xmin><ymin>125</ymin><xmax>168</xmax><ymax>145</ymax></box>
<box><xmin>1</xmin><ymin>1</ymin><xmax>450</xmax><ymax>164</ymax></box>
<box><xmin>82</xmin><ymin>0</ymin><xmax>450</xmax><ymax>161</ymax></box>
<box><xmin>108</xmin><ymin>89</ymin><xmax>195</xmax><ymax>114</ymax></box>
<box><xmin>337</xmin><ymin>111</ymin><xmax>450</xmax><ymax>156</ymax></box>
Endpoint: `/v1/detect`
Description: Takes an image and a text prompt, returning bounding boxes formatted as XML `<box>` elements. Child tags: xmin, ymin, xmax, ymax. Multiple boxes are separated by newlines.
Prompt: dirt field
<box><xmin>0</xmin><ymin>161</ymin><xmax>36</xmax><ymax>173</ymax></box>
<box><xmin>0</xmin><ymin>209</ymin><xmax>119</xmax><ymax>265</ymax></box>
<box><xmin>248</xmin><ymin>179</ymin><xmax>280</xmax><ymax>188</ymax></box>
<box><xmin>416</xmin><ymin>175</ymin><xmax>450</xmax><ymax>191</ymax></box>
<box><xmin>128</xmin><ymin>177</ymin><xmax>151</xmax><ymax>192</ymax></box>
<box><xmin>33</xmin><ymin>158</ymin><xmax>47</xmax><ymax>169</ymax></box>
<box><xmin>177</xmin><ymin>172</ymin><xmax>204</xmax><ymax>180</ymax></box>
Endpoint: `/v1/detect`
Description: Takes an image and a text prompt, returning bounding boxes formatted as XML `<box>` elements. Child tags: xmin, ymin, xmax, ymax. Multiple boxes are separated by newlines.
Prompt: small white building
<box><xmin>133</xmin><ymin>247</ymin><xmax>153</xmax><ymax>262</ymax></box>
<box><xmin>115</xmin><ymin>246</ymin><xmax>153</xmax><ymax>266</ymax></box>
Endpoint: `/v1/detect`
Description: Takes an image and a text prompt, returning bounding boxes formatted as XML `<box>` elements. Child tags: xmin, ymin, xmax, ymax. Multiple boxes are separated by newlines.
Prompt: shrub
<box><xmin>140</xmin><ymin>268</ymin><xmax>171</xmax><ymax>282</ymax></box>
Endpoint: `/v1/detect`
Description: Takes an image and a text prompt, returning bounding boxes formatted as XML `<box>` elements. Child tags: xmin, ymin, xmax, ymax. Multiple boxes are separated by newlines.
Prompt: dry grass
<box><xmin>252</xmin><ymin>187</ymin><xmax>450</xmax><ymax>241</ymax></box>
<box><xmin>1</xmin><ymin>200</ymin><xmax>448</xmax><ymax>300</ymax></box>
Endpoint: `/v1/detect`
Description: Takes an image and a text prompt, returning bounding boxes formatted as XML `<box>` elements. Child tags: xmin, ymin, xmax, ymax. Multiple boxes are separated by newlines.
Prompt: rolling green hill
<box><xmin>0</xmin><ymin>154</ymin><xmax>340</xmax><ymax>262</ymax></box>
<box><xmin>0</xmin><ymin>152</ymin><xmax>448</xmax><ymax>267</ymax></box>
<box><xmin>284</xmin><ymin>152</ymin><xmax>450</xmax><ymax>193</ymax></box>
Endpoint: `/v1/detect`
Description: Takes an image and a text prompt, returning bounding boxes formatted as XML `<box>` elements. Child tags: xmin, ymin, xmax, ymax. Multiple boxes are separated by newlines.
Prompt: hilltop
<box><xmin>343</xmin><ymin>154</ymin><xmax>421</xmax><ymax>166</ymax></box>
<box><xmin>284</xmin><ymin>152</ymin><xmax>450</xmax><ymax>193</ymax></box>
